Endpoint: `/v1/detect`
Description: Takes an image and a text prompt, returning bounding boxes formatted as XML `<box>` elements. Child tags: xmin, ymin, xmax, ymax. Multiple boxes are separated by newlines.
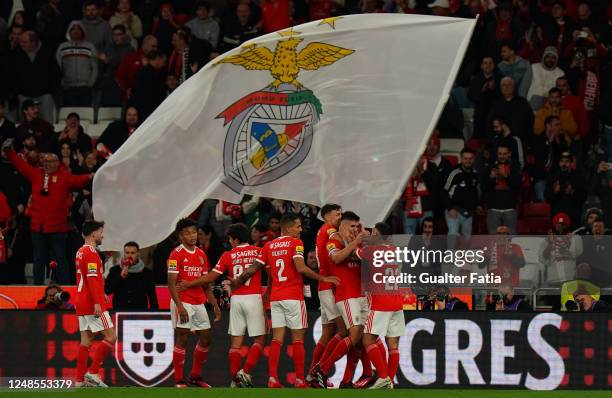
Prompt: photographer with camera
<box><xmin>105</xmin><ymin>241</ymin><xmax>158</xmax><ymax>310</ymax></box>
<box><xmin>420</xmin><ymin>285</ymin><xmax>469</xmax><ymax>311</ymax></box>
<box><xmin>486</xmin><ymin>283</ymin><xmax>531</xmax><ymax>311</ymax></box>
<box><xmin>572</xmin><ymin>285</ymin><xmax>611</xmax><ymax>312</ymax></box>
<box><xmin>36</xmin><ymin>283</ymin><xmax>74</xmax><ymax>310</ymax></box>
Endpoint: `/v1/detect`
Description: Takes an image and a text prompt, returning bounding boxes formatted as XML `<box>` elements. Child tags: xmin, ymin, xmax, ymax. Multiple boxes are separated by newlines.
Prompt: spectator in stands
<box><xmin>308</xmin><ymin>0</ymin><xmax>337</xmax><ymax>21</ymax></box>
<box><xmin>443</xmin><ymin>147</ymin><xmax>480</xmax><ymax>247</ymax></box>
<box><xmin>7</xmin><ymin>25</ymin><xmax>24</xmax><ymax>50</ymax></box>
<box><xmin>197</xmin><ymin>224</ymin><xmax>224</xmax><ymax>266</ymax></box>
<box><xmin>105</xmin><ymin>241</ymin><xmax>158</xmax><ymax>310</ymax></box>
<box><xmin>132</xmin><ymin>50</ymin><xmax>167</xmax><ymax>120</ymax></box>
<box><xmin>304</xmin><ymin>248</ymin><xmax>320</xmax><ymax>310</ymax></box>
<box><xmin>0</xmin><ymin>102</ymin><xmax>16</xmax><ymax>143</ymax></box>
<box><xmin>56</xmin><ymin>21</ymin><xmax>98</xmax><ymax>106</ymax></box>
<box><xmin>573</xmin><ymin>208</ymin><xmax>604</xmax><ymax>235</ymax></box>
<box><xmin>35</xmin><ymin>283</ymin><xmax>75</xmax><ymax>310</ymax></box>
<box><xmin>556</xmin><ymin>76</ymin><xmax>589</xmax><ymax>139</ymax></box>
<box><xmin>261</xmin><ymin>0</ymin><xmax>290</xmax><ymax>34</ymax></box>
<box><xmin>487</xmin><ymin>77</ymin><xmax>534</xmax><ymax>140</ymax></box>
<box><xmin>409</xmin><ymin>216</ymin><xmax>444</xmax><ymax>277</ymax></box>
<box><xmin>56</xmin><ymin>112</ymin><xmax>93</xmax><ymax>155</ymax></box>
<box><xmin>522</xmin><ymin>46</ymin><xmax>565</xmax><ymax>110</ymax></box>
<box><xmin>497</xmin><ymin>42</ymin><xmax>530</xmax><ymax>96</ymax></box>
<box><xmin>489</xmin><ymin>118</ymin><xmax>524</xmax><ymax>169</ymax></box>
<box><xmin>545</xmin><ymin>152</ymin><xmax>585</xmax><ymax>226</ymax></box>
<box><xmin>152</xmin><ymin>3</ymin><xmax>179</xmax><ymax>56</ymax></box>
<box><xmin>579</xmin><ymin>217</ymin><xmax>612</xmax><ymax>268</ymax></box>
<box><xmin>588</xmin><ymin>161</ymin><xmax>612</xmax><ymax>226</ymax></box>
<box><xmin>36</xmin><ymin>0</ymin><xmax>68</xmax><ymax>51</ymax></box>
<box><xmin>480</xmin><ymin>226</ymin><xmax>525</xmax><ymax>286</ymax></box>
<box><xmin>534</xmin><ymin>88</ymin><xmax>577</xmax><ymax>137</ymax></box>
<box><xmin>99</xmin><ymin>24</ymin><xmax>133</xmax><ymax>106</ymax></box>
<box><xmin>11</xmin><ymin>30</ymin><xmax>59</xmax><ymax>124</ymax></box>
<box><xmin>519</xmin><ymin>24</ymin><xmax>550</xmax><ymax>64</ymax></box>
<box><xmin>541</xmin><ymin>1</ymin><xmax>574</xmax><ymax>54</ymax></box>
<box><xmin>79</xmin><ymin>0</ymin><xmax>112</xmax><ymax>53</ymax></box>
<box><xmin>487</xmin><ymin>284</ymin><xmax>531</xmax><ymax>311</ymax></box>
<box><xmin>565</xmin><ymin>47</ymin><xmax>599</xmax><ymax>117</ymax></box>
<box><xmin>483</xmin><ymin>144</ymin><xmax>521</xmax><ymax>234</ymax></box>
<box><xmin>467</xmin><ymin>55</ymin><xmax>501</xmax><ymax>139</ymax></box>
<box><xmin>116</xmin><ymin>35</ymin><xmax>158</xmax><ymax>101</ymax></box>
<box><xmin>484</xmin><ymin>2</ymin><xmax>521</xmax><ymax>57</ymax></box>
<box><xmin>110</xmin><ymin>0</ymin><xmax>143</xmax><ymax>49</ymax></box>
<box><xmin>564</xmin><ymin>26</ymin><xmax>608</xmax><ymax>73</ymax></box>
<box><xmin>424</xmin><ymin>130</ymin><xmax>452</xmax><ymax>185</ymax></box>
<box><xmin>97</xmin><ymin>106</ymin><xmax>139</xmax><ymax>156</ymax></box>
<box><xmin>2</xmin><ymin>146</ymin><xmax>92</xmax><ymax>285</ymax></box>
<box><xmin>165</xmin><ymin>74</ymin><xmax>178</xmax><ymax>97</ymax></box>
<box><xmin>250</xmin><ymin>224</ymin><xmax>267</xmax><ymax>247</ymax></box>
<box><xmin>58</xmin><ymin>140</ymin><xmax>78</xmax><ymax>173</ymax></box>
<box><xmin>186</xmin><ymin>1</ymin><xmax>220</xmax><ymax>49</ymax></box>
<box><xmin>402</xmin><ymin>156</ymin><xmax>439</xmax><ymax>234</ymax></box>
<box><xmin>573</xmin><ymin>285</ymin><xmax>611</xmax><ymax>312</ymax></box>
<box><xmin>218</xmin><ymin>3</ymin><xmax>261</xmax><ymax>53</ymax></box>
<box><xmin>539</xmin><ymin>212</ymin><xmax>583</xmax><ymax>287</ymax></box>
<box><xmin>197</xmin><ymin>199</ymin><xmax>233</xmax><ymax>238</ymax></box>
<box><xmin>16</xmin><ymin>99</ymin><xmax>54</xmax><ymax>152</ymax></box>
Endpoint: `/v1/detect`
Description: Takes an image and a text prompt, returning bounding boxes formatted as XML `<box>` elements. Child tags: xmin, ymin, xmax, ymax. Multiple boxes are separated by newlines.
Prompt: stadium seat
<box><xmin>88</xmin><ymin>121</ymin><xmax>110</xmax><ymax>138</ymax></box>
<box><xmin>53</xmin><ymin>122</ymin><xmax>65</xmax><ymax>132</ymax></box>
<box><xmin>441</xmin><ymin>153</ymin><xmax>459</xmax><ymax>167</ymax></box>
<box><xmin>96</xmin><ymin>107</ymin><xmax>122</xmax><ymax>123</ymax></box>
<box><xmin>440</xmin><ymin>138</ymin><xmax>464</xmax><ymax>154</ymax></box>
<box><xmin>519</xmin><ymin>202</ymin><xmax>551</xmax><ymax>234</ymax></box>
<box><xmin>58</xmin><ymin>107</ymin><xmax>94</xmax><ymax>124</ymax></box>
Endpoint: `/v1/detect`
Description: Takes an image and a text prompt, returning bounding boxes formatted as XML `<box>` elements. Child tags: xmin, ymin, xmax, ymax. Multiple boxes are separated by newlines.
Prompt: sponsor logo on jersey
<box><xmin>167</xmin><ymin>259</ymin><xmax>177</xmax><ymax>272</ymax></box>
<box><xmin>87</xmin><ymin>263</ymin><xmax>97</xmax><ymax>274</ymax></box>
<box><xmin>295</xmin><ymin>245</ymin><xmax>304</xmax><ymax>256</ymax></box>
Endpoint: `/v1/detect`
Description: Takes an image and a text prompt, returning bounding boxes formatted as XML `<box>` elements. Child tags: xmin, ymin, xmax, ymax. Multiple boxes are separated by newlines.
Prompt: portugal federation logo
<box><xmin>216</xmin><ymin>29</ymin><xmax>354</xmax><ymax>192</ymax></box>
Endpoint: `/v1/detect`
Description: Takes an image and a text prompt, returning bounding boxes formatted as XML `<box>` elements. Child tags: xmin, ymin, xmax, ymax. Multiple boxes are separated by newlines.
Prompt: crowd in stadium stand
<box><xmin>0</xmin><ymin>0</ymin><xmax>611</xmax><ymax>312</ymax></box>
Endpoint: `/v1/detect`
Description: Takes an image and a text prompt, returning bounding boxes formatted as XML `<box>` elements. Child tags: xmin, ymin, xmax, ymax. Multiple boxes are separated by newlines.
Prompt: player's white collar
<box><xmin>237</xmin><ymin>243</ymin><xmax>249</xmax><ymax>247</ymax></box>
<box><xmin>181</xmin><ymin>244</ymin><xmax>196</xmax><ymax>254</ymax></box>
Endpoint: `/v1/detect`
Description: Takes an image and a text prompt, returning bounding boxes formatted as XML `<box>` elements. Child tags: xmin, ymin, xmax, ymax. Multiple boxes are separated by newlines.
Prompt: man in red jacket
<box><xmin>2</xmin><ymin>145</ymin><xmax>92</xmax><ymax>284</ymax></box>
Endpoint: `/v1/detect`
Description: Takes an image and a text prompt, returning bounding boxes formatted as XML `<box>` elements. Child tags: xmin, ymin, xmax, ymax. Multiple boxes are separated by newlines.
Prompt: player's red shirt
<box><xmin>213</xmin><ymin>244</ymin><xmax>262</xmax><ymax>296</ymax></box>
<box><xmin>75</xmin><ymin>244</ymin><xmax>106</xmax><ymax>316</ymax></box>
<box><xmin>316</xmin><ymin>224</ymin><xmax>338</xmax><ymax>292</ymax></box>
<box><xmin>327</xmin><ymin>239</ymin><xmax>362</xmax><ymax>302</ymax></box>
<box><xmin>167</xmin><ymin>245</ymin><xmax>210</xmax><ymax>305</ymax></box>
<box><xmin>360</xmin><ymin>244</ymin><xmax>404</xmax><ymax>312</ymax></box>
<box><xmin>256</xmin><ymin>236</ymin><xmax>305</xmax><ymax>301</ymax></box>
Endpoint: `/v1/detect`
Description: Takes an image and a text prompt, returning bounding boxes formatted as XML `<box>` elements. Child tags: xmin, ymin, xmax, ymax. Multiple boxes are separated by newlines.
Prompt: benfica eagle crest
<box><xmin>216</xmin><ymin>27</ymin><xmax>354</xmax><ymax>192</ymax></box>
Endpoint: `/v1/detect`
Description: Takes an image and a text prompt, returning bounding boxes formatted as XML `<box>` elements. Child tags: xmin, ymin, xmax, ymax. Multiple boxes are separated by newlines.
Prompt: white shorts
<box><xmin>171</xmin><ymin>301</ymin><xmax>211</xmax><ymax>331</ymax></box>
<box><xmin>337</xmin><ymin>297</ymin><xmax>370</xmax><ymax>329</ymax></box>
<box><xmin>319</xmin><ymin>289</ymin><xmax>341</xmax><ymax>324</ymax></box>
<box><xmin>78</xmin><ymin>311</ymin><xmax>114</xmax><ymax>333</ymax></box>
<box><xmin>270</xmin><ymin>300</ymin><xmax>308</xmax><ymax>330</ymax></box>
<box><xmin>229</xmin><ymin>294</ymin><xmax>266</xmax><ymax>337</ymax></box>
<box><xmin>364</xmin><ymin>310</ymin><xmax>405</xmax><ymax>338</ymax></box>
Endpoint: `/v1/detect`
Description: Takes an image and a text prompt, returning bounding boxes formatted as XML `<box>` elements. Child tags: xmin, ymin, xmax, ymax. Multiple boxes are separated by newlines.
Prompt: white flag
<box><xmin>93</xmin><ymin>14</ymin><xmax>475</xmax><ymax>250</ymax></box>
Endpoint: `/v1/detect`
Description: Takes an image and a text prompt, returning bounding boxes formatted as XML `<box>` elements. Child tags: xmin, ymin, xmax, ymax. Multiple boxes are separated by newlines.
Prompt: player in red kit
<box><xmin>313</xmin><ymin>211</ymin><xmax>371</xmax><ymax>388</ymax></box>
<box><xmin>307</xmin><ymin>204</ymin><xmax>347</xmax><ymax>387</ymax></box>
<box><xmin>168</xmin><ymin>218</ymin><xmax>221</xmax><ymax>388</ymax></box>
<box><xmin>361</xmin><ymin>222</ymin><xmax>404</xmax><ymax>389</ymax></box>
<box><xmin>177</xmin><ymin>223</ymin><xmax>265</xmax><ymax>387</ymax></box>
<box><xmin>234</xmin><ymin>213</ymin><xmax>339</xmax><ymax>388</ymax></box>
<box><xmin>75</xmin><ymin>220</ymin><xmax>115</xmax><ymax>387</ymax></box>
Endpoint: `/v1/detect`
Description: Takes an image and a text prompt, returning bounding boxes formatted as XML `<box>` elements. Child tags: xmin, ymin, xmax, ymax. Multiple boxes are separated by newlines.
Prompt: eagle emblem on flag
<box><xmin>216</xmin><ymin>29</ymin><xmax>354</xmax><ymax>192</ymax></box>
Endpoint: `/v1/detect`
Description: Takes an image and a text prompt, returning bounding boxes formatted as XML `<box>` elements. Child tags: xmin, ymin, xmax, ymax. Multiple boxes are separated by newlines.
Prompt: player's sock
<box><xmin>243</xmin><ymin>342</ymin><xmax>263</xmax><ymax>374</ymax></box>
<box><xmin>190</xmin><ymin>344</ymin><xmax>208</xmax><ymax>378</ymax></box>
<box><xmin>292</xmin><ymin>340</ymin><xmax>305</xmax><ymax>380</ymax></box>
<box><xmin>76</xmin><ymin>345</ymin><xmax>90</xmax><ymax>382</ymax></box>
<box><xmin>360</xmin><ymin>348</ymin><xmax>373</xmax><ymax>377</ymax></box>
<box><xmin>366</xmin><ymin>344</ymin><xmax>388</xmax><ymax>379</ymax></box>
<box><xmin>341</xmin><ymin>348</ymin><xmax>360</xmax><ymax>384</ymax></box>
<box><xmin>388</xmin><ymin>349</ymin><xmax>400</xmax><ymax>380</ymax></box>
<box><xmin>309</xmin><ymin>340</ymin><xmax>327</xmax><ymax>370</ymax></box>
<box><xmin>229</xmin><ymin>348</ymin><xmax>242</xmax><ymax>378</ymax></box>
<box><xmin>376</xmin><ymin>337</ymin><xmax>387</xmax><ymax>364</ymax></box>
<box><xmin>173</xmin><ymin>346</ymin><xmax>186</xmax><ymax>382</ymax></box>
<box><xmin>320</xmin><ymin>336</ymin><xmax>351</xmax><ymax>374</ymax></box>
<box><xmin>268</xmin><ymin>339</ymin><xmax>282</xmax><ymax>379</ymax></box>
<box><xmin>89</xmin><ymin>340</ymin><xmax>113</xmax><ymax>374</ymax></box>
<box><xmin>319</xmin><ymin>333</ymin><xmax>342</xmax><ymax>364</ymax></box>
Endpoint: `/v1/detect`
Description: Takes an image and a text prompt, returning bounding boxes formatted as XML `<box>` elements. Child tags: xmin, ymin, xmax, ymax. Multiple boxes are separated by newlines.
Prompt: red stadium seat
<box><xmin>442</xmin><ymin>153</ymin><xmax>459</xmax><ymax>167</ymax></box>
<box><xmin>519</xmin><ymin>202</ymin><xmax>551</xmax><ymax>234</ymax></box>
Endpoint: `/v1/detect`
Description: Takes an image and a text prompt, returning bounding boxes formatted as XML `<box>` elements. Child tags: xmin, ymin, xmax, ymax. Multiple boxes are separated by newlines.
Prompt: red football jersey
<box><xmin>75</xmin><ymin>245</ymin><xmax>106</xmax><ymax>316</ymax></box>
<box><xmin>360</xmin><ymin>245</ymin><xmax>404</xmax><ymax>311</ymax></box>
<box><xmin>256</xmin><ymin>236</ymin><xmax>305</xmax><ymax>301</ymax></box>
<box><xmin>327</xmin><ymin>239</ymin><xmax>362</xmax><ymax>302</ymax></box>
<box><xmin>213</xmin><ymin>244</ymin><xmax>262</xmax><ymax>296</ymax></box>
<box><xmin>167</xmin><ymin>245</ymin><xmax>210</xmax><ymax>305</ymax></box>
<box><xmin>316</xmin><ymin>224</ymin><xmax>338</xmax><ymax>292</ymax></box>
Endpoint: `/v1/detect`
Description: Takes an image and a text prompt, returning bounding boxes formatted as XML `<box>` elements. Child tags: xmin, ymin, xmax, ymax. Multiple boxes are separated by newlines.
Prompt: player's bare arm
<box><xmin>176</xmin><ymin>271</ymin><xmax>220</xmax><ymax>291</ymax></box>
<box><xmin>168</xmin><ymin>273</ymin><xmax>188</xmax><ymax>323</ymax></box>
<box><xmin>294</xmin><ymin>256</ymin><xmax>340</xmax><ymax>285</ymax></box>
<box><xmin>204</xmin><ymin>284</ymin><xmax>221</xmax><ymax>322</ymax></box>
<box><xmin>329</xmin><ymin>235</ymin><xmax>362</xmax><ymax>264</ymax></box>
<box><xmin>232</xmin><ymin>260</ymin><xmax>264</xmax><ymax>288</ymax></box>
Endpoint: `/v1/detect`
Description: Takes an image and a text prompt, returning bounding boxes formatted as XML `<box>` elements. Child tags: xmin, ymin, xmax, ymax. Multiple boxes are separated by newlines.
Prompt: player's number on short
<box><xmin>275</xmin><ymin>259</ymin><xmax>287</xmax><ymax>282</ymax></box>
<box><xmin>384</xmin><ymin>267</ymin><xmax>399</xmax><ymax>291</ymax></box>
<box><xmin>232</xmin><ymin>264</ymin><xmax>251</xmax><ymax>286</ymax></box>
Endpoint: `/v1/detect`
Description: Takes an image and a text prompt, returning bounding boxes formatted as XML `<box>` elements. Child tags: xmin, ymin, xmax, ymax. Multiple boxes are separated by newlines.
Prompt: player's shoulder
<box><xmin>194</xmin><ymin>246</ymin><xmax>207</xmax><ymax>257</ymax></box>
<box><xmin>322</xmin><ymin>224</ymin><xmax>338</xmax><ymax>237</ymax></box>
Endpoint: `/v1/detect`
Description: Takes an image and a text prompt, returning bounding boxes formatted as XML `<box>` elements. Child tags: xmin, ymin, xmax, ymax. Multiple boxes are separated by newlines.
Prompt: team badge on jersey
<box><xmin>295</xmin><ymin>245</ymin><xmax>304</xmax><ymax>256</ymax></box>
<box><xmin>87</xmin><ymin>263</ymin><xmax>97</xmax><ymax>274</ymax></box>
<box><xmin>167</xmin><ymin>259</ymin><xmax>177</xmax><ymax>272</ymax></box>
<box><xmin>214</xmin><ymin>28</ymin><xmax>354</xmax><ymax>193</ymax></box>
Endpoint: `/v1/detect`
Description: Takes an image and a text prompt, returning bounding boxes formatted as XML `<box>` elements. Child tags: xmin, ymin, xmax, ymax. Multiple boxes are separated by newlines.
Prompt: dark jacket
<box><xmin>483</xmin><ymin>160</ymin><xmax>522</xmax><ymax>210</ymax></box>
<box><xmin>105</xmin><ymin>264</ymin><xmax>159</xmax><ymax>310</ymax></box>
<box><xmin>487</xmin><ymin>95</ymin><xmax>534</xmax><ymax>140</ymax></box>
<box><xmin>443</xmin><ymin>166</ymin><xmax>480</xmax><ymax>216</ymax></box>
<box><xmin>132</xmin><ymin>65</ymin><xmax>166</xmax><ymax>121</ymax></box>
<box><xmin>468</xmin><ymin>70</ymin><xmax>502</xmax><ymax>138</ymax></box>
<box><xmin>545</xmin><ymin>168</ymin><xmax>586</xmax><ymax>227</ymax></box>
<box><xmin>97</xmin><ymin>120</ymin><xmax>135</xmax><ymax>153</ymax></box>
<box><xmin>218</xmin><ymin>16</ymin><xmax>261</xmax><ymax>53</ymax></box>
<box><xmin>489</xmin><ymin>133</ymin><xmax>525</xmax><ymax>169</ymax></box>
<box><xmin>11</xmin><ymin>44</ymin><xmax>60</xmax><ymax>97</ymax></box>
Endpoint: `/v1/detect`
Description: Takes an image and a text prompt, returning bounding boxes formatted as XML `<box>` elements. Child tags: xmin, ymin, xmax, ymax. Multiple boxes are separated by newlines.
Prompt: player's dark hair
<box><xmin>175</xmin><ymin>218</ymin><xmax>197</xmax><ymax>234</ymax></box>
<box><xmin>82</xmin><ymin>220</ymin><xmax>104</xmax><ymax>237</ymax></box>
<box><xmin>321</xmin><ymin>203</ymin><xmax>341</xmax><ymax>217</ymax></box>
<box><xmin>124</xmin><ymin>241</ymin><xmax>140</xmax><ymax>250</ymax></box>
<box><xmin>374</xmin><ymin>222</ymin><xmax>392</xmax><ymax>236</ymax></box>
<box><xmin>280</xmin><ymin>213</ymin><xmax>300</xmax><ymax>229</ymax></box>
<box><xmin>252</xmin><ymin>224</ymin><xmax>268</xmax><ymax>233</ymax></box>
<box><xmin>340</xmin><ymin>211</ymin><xmax>360</xmax><ymax>222</ymax></box>
<box><xmin>227</xmin><ymin>223</ymin><xmax>250</xmax><ymax>244</ymax></box>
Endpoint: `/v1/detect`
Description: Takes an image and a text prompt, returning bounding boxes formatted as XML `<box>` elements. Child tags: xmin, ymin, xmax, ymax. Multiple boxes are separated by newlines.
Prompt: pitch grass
<box><xmin>1</xmin><ymin>388</ymin><xmax>609</xmax><ymax>398</ymax></box>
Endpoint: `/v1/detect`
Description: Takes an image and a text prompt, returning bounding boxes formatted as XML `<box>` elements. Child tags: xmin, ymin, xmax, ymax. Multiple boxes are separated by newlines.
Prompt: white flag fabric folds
<box><xmin>93</xmin><ymin>14</ymin><xmax>476</xmax><ymax>250</ymax></box>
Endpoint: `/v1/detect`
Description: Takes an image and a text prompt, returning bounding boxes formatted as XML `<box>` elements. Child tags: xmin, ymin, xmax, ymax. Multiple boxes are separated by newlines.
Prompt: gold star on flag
<box><xmin>278</xmin><ymin>27</ymin><xmax>301</xmax><ymax>37</ymax></box>
<box><xmin>318</xmin><ymin>17</ymin><xmax>343</xmax><ymax>29</ymax></box>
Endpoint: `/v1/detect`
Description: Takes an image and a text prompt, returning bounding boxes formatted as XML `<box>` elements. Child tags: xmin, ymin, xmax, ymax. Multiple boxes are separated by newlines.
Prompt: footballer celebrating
<box><xmin>234</xmin><ymin>213</ymin><xmax>340</xmax><ymax>388</ymax></box>
<box><xmin>75</xmin><ymin>220</ymin><xmax>115</xmax><ymax>387</ymax></box>
<box><xmin>167</xmin><ymin>218</ymin><xmax>221</xmax><ymax>388</ymax></box>
<box><xmin>177</xmin><ymin>223</ymin><xmax>265</xmax><ymax>387</ymax></box>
